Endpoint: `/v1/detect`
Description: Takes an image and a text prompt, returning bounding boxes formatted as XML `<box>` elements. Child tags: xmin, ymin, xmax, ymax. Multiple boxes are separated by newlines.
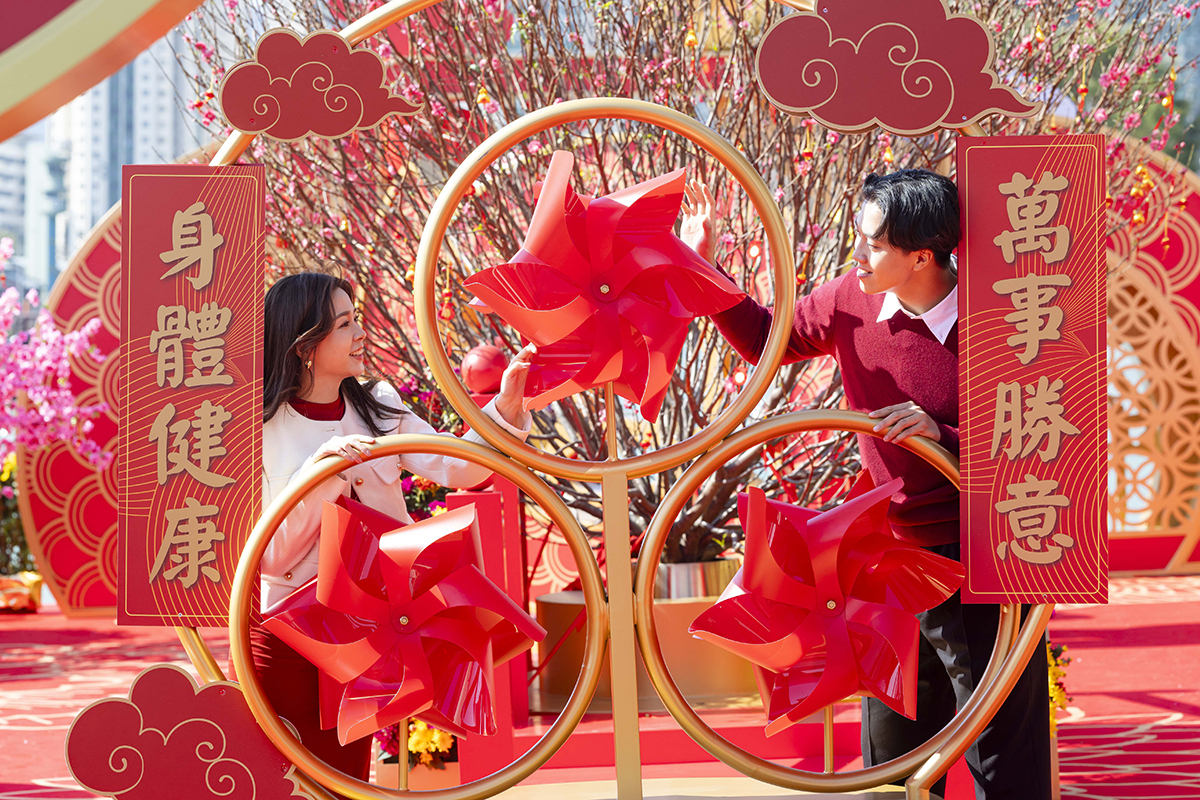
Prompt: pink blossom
<box><xmin>826</xmin><ymin>131</ymin><xmax>840</xmax><ymax>145</ymax></box>
<box><xmin>483</xmin><ymin>100</ymin><xmax>500</xmax><ymax>115</ymax></box>
<box><xmin>0</xmin><ymin>287</ymin><xmax>110</xmax><ymax>469</ymax></box>
<box><xmin>526</xmin><ymin>139</ymin><xmax>543</xmax><ymax>154</ymax></box>
<box><xmin>808</xmin><ymin>224</ymin><xmax>823</xmax><ymax>238</ymax></box>
<box><xmin>1123</xmin><ymin>112</ymin><xmax>1142</xmax><ymax>131</ymax></box>
<box><xmin>720</xmin><ymin>232</ymin><xmax>736</xmax><ymax>245</ymax></box>
<box><xmin>774</xmin><ymin>188</ymin><xmax>785</xmax><ymax>202</ymax></box>
<box><xmin>1093</xmin><ymin>107</ymin><xmax>1109</xmax><ymax>123</ymax></box>
<box><xmin>1174</xmin><ymin>3</ymin><xmax>1191</xmax><ymax>17</ymax></box>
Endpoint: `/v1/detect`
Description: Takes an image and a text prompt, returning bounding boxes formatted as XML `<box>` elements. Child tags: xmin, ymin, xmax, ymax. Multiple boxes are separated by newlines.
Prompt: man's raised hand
<box><xmin>680</xmin><ymin>179</ymin><xmax>717</xmax><ymax>264</ymax></box>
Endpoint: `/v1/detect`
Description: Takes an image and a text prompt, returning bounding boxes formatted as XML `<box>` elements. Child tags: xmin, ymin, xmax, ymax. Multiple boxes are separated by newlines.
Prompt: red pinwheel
<box><xmin>689</xmin><ymin>476</ymin><xmax>965</xmax><ymax>735</ymax></box>
<box><xmin>263</xmin><ymin>496</ymin><xmax>546</xmax><ymax>744</ymax></box>
<box><xmin>463</xmin><ymin>150</ymin><xmax>745</xmax><ymax>422</ymax></box>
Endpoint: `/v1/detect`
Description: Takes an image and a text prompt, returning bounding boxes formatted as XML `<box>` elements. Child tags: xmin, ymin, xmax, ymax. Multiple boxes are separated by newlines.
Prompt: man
<box><xmin>680</xmin><ymin>169</ymin><xmax>1050</xmax><ymax>800</ymax></box>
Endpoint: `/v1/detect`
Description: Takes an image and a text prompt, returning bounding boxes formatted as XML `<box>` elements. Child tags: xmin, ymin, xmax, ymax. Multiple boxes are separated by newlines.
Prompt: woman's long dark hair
<box><xmin>263</xmin><ymin>271</ymin><xmax>403</xmax><ymax>435</ymax></box>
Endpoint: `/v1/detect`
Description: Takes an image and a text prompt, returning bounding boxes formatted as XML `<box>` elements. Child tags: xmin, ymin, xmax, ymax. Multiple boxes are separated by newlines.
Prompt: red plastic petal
<box><xmin>462</xmin><ymin>150</ymin><xmax>744</xmax><ymax>422</ymax></box>
<box><xmin>263</xmin><ymin>499</ymin><xmax>546</xmax><ymax>744</ymax></box>
<box><xmin>690</xmin><ymin>477</ymin><xmax>964</xmax><ymax>735</ymax></box>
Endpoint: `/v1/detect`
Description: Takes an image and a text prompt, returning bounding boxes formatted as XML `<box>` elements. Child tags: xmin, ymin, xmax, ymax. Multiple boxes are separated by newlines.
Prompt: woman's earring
<box><xmin>304</xmin><ymin>359</ymin><xmax>313</xmax><ymax>370</ymax></box>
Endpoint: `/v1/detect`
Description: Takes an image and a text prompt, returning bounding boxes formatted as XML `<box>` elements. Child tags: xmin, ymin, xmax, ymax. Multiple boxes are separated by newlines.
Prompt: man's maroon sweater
<box><xmin>712</xmin><ymin>271</ymin><xmax>960</xmax><ymax>546</ymax></box>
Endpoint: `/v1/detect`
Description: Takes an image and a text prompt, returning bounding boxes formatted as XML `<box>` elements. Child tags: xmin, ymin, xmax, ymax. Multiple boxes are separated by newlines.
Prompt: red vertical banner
<box><xmin>119</xmin><ymin>165</ymin><xmax>264</xmax><ymax>626</ymax></box>
<box><xmin>958</xmin><ymin>135</ymin><xmax>1107</xmax><ymax>604</ymax></box>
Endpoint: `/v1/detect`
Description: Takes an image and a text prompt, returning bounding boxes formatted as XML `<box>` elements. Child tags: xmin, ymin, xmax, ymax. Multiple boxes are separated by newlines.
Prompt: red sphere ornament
<box><xmin>461</xmin><ymin>344</ymin><xmax>510</xmax><ymax>394</ymax></box>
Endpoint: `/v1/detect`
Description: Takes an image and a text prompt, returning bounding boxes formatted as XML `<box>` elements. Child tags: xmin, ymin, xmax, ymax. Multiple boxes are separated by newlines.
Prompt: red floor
<box><xmin>1</xmin><ymin>576</ymin><xmax>1197</xmax><ymax>799</ymax></box>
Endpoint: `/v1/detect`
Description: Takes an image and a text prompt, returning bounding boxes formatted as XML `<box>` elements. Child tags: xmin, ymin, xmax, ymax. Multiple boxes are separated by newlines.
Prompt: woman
<box><xmin>253</xmin><ymin>270</ymin><xmax>533</xmax><ymax>783</ymax></box>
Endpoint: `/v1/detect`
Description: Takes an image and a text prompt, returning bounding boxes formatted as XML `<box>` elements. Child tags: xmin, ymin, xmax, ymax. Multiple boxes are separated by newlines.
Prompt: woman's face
<box><xmin>308</xmin><ymin>288</ymin><xmax>366</xmax><ymax>384</ymax></box>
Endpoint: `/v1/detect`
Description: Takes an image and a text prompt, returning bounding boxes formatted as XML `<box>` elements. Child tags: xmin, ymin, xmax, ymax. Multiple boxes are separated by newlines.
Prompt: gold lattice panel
<box><xmin>1106</xmin><ymin>149</ymin><xmax>1200</xmax><ymax>574</ymax></box>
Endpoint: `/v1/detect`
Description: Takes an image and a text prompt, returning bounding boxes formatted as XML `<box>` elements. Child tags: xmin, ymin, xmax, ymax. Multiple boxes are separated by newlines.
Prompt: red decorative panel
<box><xmin>959</xmin><ymin>134</ymin><xmax>1108</xmax><ymax>603</ymax></box>
<box><xmin>118</xmin><ymin>165</ymin><xmax>264</xmax><ymax>626</ymax></box>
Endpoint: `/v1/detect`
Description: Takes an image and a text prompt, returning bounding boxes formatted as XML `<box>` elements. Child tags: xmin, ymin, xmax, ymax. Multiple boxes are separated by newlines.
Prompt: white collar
<box><xmin>876</xmin><ymin>282</ymin><xmax>958</xmax><ymax>345</ymax></box>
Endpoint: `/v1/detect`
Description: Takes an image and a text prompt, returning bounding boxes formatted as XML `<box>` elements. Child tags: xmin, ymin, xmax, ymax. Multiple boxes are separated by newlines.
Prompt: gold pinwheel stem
<box><xmin>823</xmin><ymin>706</ymin><xmax>835</xmax><ymax>774</ymax></box>
<box><xmin>399</xmin><ymin>718</ymin><xmax>409</xmax><ymax>791</ymax></box>
<box><xmin>602</xmin><ymin>381</ymin><xmax>645</xmax><ymax>797</ymax></box>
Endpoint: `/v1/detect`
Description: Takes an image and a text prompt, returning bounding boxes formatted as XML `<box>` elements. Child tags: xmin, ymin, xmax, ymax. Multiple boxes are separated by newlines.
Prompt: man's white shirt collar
<box><xmin>876</xmin><ymin>283</ymin><xmax>959</xmax><ymax>345</ymax></box>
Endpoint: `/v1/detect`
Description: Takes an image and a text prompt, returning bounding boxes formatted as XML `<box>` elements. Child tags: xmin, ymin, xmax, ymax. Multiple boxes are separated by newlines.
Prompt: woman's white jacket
<box><xmin>259</xmin><ymin>381</ymin><xmax>530</xmax><ymax>610</ymax></box>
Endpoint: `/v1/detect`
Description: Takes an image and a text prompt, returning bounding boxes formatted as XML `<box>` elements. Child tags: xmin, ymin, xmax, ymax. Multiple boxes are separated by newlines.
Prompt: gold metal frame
<box><xmin>631</xmin><ymin>410</ymin><xmax>1052</xmax><ymax>796</ymax></box>
<box><xmin>227</xmin><ymin>436</ymin><xmax>606</xmax><ymax>800</ymax></box>
<box><xmin>412</xmin><ymin>96</ymin><xmax>796</xmax><ymax>482</ymax></box>
<box><xmin>170</xmin><ymin>1</ymin><xmax>1058</xmax><ymax>796</ymax></box>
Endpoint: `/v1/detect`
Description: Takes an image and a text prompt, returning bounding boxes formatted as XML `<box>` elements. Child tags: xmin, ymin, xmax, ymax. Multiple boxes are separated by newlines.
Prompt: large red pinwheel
<box><xmin>689</xmin><ymin>476</ymin><xmax>965</xmax><ymax>736</ymax></box>
<box><xmin>463</xmin><ymin>150</ymin><xmax>745</xmax><ymax>422</ymax></box>
<box><xmin>263</xmin><ymin>497</ymin><xmax>546</xmax><ymax>744</ymax></box>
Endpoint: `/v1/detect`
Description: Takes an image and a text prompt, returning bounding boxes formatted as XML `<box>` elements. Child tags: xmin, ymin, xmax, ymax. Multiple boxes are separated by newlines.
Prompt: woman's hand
<box><xmin>312</xmin><ymin>434</ymin><xmax>376</xmax><ymax>467</ymax></box>
<box><xmin>495</xmin><ymin>344</ymin><xmax>536</xmax><ymax>428</ymax></box>
<box><xmin>869</xmin><ymin>402</ymin><xmax>942</xmax><ymax>444</ymax></box>
<box><xmin>680</xmin><ymin>179</ymin><xmax>717</xmax><ymax>264</ymax></box>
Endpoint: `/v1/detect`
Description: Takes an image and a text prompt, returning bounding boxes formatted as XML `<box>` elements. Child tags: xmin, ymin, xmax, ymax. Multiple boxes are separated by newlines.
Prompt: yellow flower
<box><xmin>0</xmin><ymin>453</ymin><xmax>15</xmax><ymax>482</ymax></box>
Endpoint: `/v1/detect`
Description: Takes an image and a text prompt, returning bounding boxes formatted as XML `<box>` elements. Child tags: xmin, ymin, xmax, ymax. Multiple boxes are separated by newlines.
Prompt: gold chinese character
<box><xmin>147</xmin><ymin>302</ymin><xmax>234</xmax><ymax>389</ymax></box>
<box><xmin>159</xmin><ymin>202</ymin><xmax>224</xmax><ymax>290</ymax></box>
<box><xmin>993</xmin><ymin>171</ymin><xmax>1072</xmax><ymax>265</ymax></box>
<box><xmin>148</xmin><ymin>305</ymin><xmax>189</xmax><ymax>389</ymax></box>
<box><xmin>149</xmin><ymin>401</ymin><xmax>235</xmax><ymax>489</ymax></box>
<box><xmin>992</xmin><ymin>273</ymin><xmax>1072</xmax><ymax>365</ymax></box>
<box><xmin>990</xmin><ymin>376</ymin><xmax>1082</xmax><ymax>463</ymax></box>
<box><xmin>185</xmin><ymin>302</ymin><xmax>234</xmax><ymax>388</ymax></box>
<box><xmin>150</xmin><ymin>497</ymin><xmax>224</xmax><ymax>588</ymax></box>
<box><xmin>994</xmin><ymin>474</ymin><xmax>1074</xmax><ymax>565</ymax></box>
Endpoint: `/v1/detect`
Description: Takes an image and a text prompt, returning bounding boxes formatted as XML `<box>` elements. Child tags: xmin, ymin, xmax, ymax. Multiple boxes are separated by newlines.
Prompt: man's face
<box><xmin>851</xmin><ymin>201</ymin><xmax>922</xmax><ymax>295</ymax></box>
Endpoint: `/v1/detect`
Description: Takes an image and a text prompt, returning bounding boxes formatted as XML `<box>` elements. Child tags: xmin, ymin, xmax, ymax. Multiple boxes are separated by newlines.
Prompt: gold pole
<box><xmin>399</xmin><ymin>718</ymin><xmax>409</xmax><ymax>791</ymax></box>
<box><xmin>602</xmin><ymin>383</ymin><xmax>644</xmax><ymax>799</ymax></box>
<box><xmin>822</xmin><ymin>705</ymin><xmax>835</xmax><ymax>775</ymax></box>
<box><xmin>177</xmin><ymin>626</ymin><xmax>226</xmax><ymax>683</ymax></box>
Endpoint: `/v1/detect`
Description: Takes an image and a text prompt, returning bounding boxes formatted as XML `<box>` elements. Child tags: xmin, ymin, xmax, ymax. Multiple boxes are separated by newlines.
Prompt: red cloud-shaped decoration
<box><xmin>219</xmin><ymin>28</ymin><xmax>421</xmax><ymax>141</ymax></box>
<box><xmin>690</xmin><ymin>476</ymin><xmax>965</xmax><ymax>735</ymax></box>
<box><xmin>65</xmin><ymin>664</ymin><xmax>302</xmax><ymax>800</ymax></box>
<box><xmin>755</xmin><ymin>0</ymin><xmax>1039</xmax><ymax>136</ymax></box>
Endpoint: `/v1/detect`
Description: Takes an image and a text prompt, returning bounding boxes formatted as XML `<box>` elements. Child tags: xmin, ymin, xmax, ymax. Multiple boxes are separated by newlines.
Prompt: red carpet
<box><xmin>1</xmin><ymin>577</ymin><xmax>1197</xmax><ymax>798</ymax></box>
<box><xmin>1052</xmin><ymin>577</ymin><xmax>1200</xmax><ymax>798</ymax></box>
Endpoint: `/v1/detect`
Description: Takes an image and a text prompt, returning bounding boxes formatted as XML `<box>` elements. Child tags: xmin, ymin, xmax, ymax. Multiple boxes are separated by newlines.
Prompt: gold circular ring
<box><xmin>225</xmin><ymin>435</ymin><xmax>607</xmax><ymax>800</ymax></box>
<box><xmin>412</xmin><ymin>97</ymin><xmax>796</xmax><ymax>482</ymax></box>
<box><xmin>633</xmin><ymin>410</ymin><xmax>1031</xmax><ymax>791</ymax></box>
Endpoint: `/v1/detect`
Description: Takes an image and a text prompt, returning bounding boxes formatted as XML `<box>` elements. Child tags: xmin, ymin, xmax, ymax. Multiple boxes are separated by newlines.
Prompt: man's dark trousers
<box><xmin>860</xmin><ymin>542</ymin><xmax>1052</xmax><ymax>800</ymax></box>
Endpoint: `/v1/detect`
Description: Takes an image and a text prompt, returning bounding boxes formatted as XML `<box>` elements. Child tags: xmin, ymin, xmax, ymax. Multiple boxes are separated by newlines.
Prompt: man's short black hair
<box><xmin>860</xmin><ymin>169</ymin><xmax>960</xmax><ymax>269</ymax></box>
